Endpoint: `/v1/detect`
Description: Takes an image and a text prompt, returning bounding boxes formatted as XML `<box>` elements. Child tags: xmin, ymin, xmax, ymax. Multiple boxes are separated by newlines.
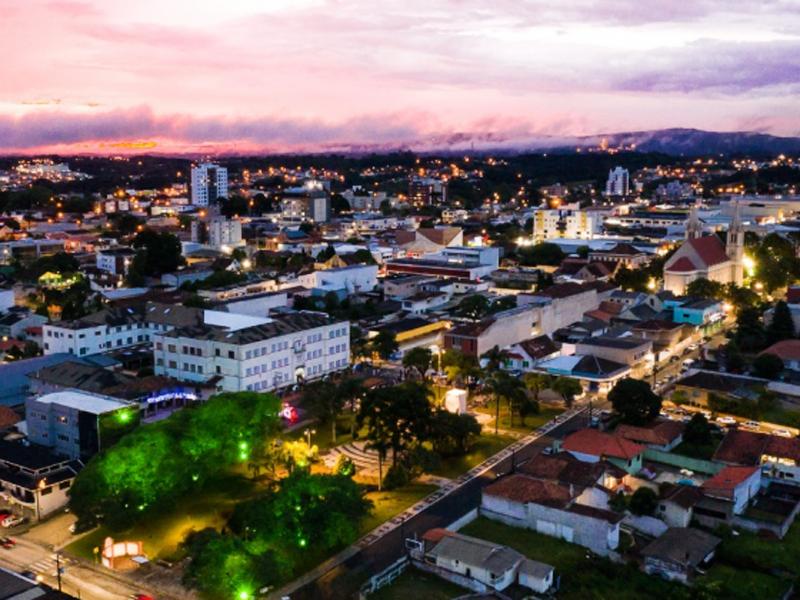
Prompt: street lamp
<box><xmin>35</xmin><ymin>478</ymin><xmax>46</xmax><ymax>522</ymax></box>
<box><xmin>304</xmin><ymin>428</ymin><xmax>316</xmax><ymax>446</ymax></box>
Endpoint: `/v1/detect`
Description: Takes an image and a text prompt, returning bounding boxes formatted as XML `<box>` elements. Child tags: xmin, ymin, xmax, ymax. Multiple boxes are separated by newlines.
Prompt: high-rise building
<box><xmin>605</xmin><ymin>167</ymin><xmax>630</xmax><ymax>197</ymax></box>
<box><xmin>190</xmin><ymin>163</ymin><xmax>228</xmax><ymax>206</ymax></box>
<box><xmin>409</xmin><ymin>177</ymin><xmax>448</xmax><ymax>205</ymax></box>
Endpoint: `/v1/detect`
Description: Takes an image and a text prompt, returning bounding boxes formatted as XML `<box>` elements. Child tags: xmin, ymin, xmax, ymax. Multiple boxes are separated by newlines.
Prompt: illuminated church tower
<box><xmin>726</xmin><ymin>201</ymin><xmax>745</xmax><ymax>286</ymax></box>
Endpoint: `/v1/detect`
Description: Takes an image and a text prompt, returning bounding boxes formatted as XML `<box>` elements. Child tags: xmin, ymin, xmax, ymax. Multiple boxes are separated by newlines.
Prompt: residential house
<box><xmin>574</xmin><ymin>335</ymin><xmax>653</xmax><ymax>368</ymax></box>
<box><xmin>554</xmin><ymin>258</ymin><xmax>616</xmax><ymax>283</ymax></box>
<box><xmin>559</xmin><ymin>429</ymin><xmax>645</xmax><ymax>474</ymax></box>
<box><xmin>505</xmin><ymin>335</ymin><xmax>561</xmax><ymax>372</ymax></box>
<box><xmin>713</xmin><ymin>429</ymin><xmax>800</xmax><ymax>486</ymax></box>
<box><xmin>418</xmin><ymin>529</ymin><xmax>554</xmax><ymax>594</ymax></box>
<box><xmin>480</xmin><ymin>473</ymin><xmax>623</xmax><ymax>556</ymax></box>
<box><xmin>641</xmin><ymin>527</ymin><xmax>720</xmax><ymax>584</ymax></box>
<box><xmin>0</xmin><ymin>439</ymin><xmax>82</xmax><ymax>521</ymax></box>
<box><xmin>760</xmin><ymin>340</ymin><xmax>800</xmax><ymax>373</ymax></box>
<box><xmin>673</xmin><ymin>370</ymin><xmax>767</xmax><ymax>408</ymax></box>
<box><xmin>701</xmin><ymin>465</ymin><xmax>761</xmax><ymax>515</ymax></box>
<box><xmin>657</xmin><ymin>484</ymin><xmax>705</xmax><ymax>528</ymax></box>
<box><xmin>615</xmin><ymin>421</ymin><xmax>685</xmax><ymax>452</ymax></box>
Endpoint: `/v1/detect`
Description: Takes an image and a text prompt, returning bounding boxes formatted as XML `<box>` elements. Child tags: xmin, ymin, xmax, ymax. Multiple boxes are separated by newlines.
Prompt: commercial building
<box><xmin>43</xmin><ymin>302</ymin><xmax>204</xmax><ymax>356</ymax></box>
<box><xmin>95</xmin><ymin>247</ymin><xmax>136</xmax><ymax>276</ymax></box>
<box><xmin>386</xmin><ymin>247</ymin><xmax>500</xmax><ymax>282</ymax></box>
<box><xmin>605</xmin><ymin>167</ymin><xmax>630</xmax><ymax>197</ymax></box>
<box><xmin>154</xmin><ymin>311</ymin><xmax>350</xmax><ymax>392</ymax></box>
<box><xmin>409</xmin><ymin>176</ymin><xmax>447</xmax><ymax>205</ymax></box>
<box><xmin>190</xmin><ymin>163</ymin><xmax>228</xmax><ymax>206</ymax></box>
<box><xmin>26</xmin><ymin>390</ymin><xmax>138</xmax><ymax>460</ymax></box>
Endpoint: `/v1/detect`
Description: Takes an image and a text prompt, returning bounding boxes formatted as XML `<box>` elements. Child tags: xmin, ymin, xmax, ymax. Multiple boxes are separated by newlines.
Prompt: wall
<box><xmin>643</xmin><ymin>448</ymin><xmax>724</xmax><ymax>476</ymax></box>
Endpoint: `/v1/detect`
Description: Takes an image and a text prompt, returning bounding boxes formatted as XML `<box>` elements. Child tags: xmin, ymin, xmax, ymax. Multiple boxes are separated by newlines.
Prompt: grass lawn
<box><xmin>716</xmin><ymin>522</ymin><xmax>800</xmax><ymax>577</ymax></box>
<box><xmin>705</xmin><ymin>564</ymin><xmax>790</xmax><ymax>600</ymax></box>
<box><xmin>460</xmin><ymin>517</ymin><xmax>684</xmax><ymax>600</ymax></box>
<box><xmin>359</xmin><ymin>484</ymin><xmax>438</xmax><ymax>536</ymax></box>
<box><xmin>64</xmin><ymin>472</ymin><xmax>264</xmax><ymax>562</ymax></box>
<box><xmin>474</xmin><ymin>401</ymin><xmax>564</xmax><ymax>434</ymax></box>
<box><xmin>370</xmin><ymin>567</ymin><xmax>466</xmax><ymax>600</ymax></box>
<box><xmin>430</xmin><ymin>434</ymin><xmax>516</xmax><ymax>479</ymax></box>
<box><xmin>286</xmin><ymin>414</ymin><xmax>359</xmax><ymax>453</ymax></box>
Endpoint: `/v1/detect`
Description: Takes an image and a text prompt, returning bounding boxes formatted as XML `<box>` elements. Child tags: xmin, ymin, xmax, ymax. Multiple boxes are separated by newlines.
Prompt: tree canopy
<box><xmin>69</xmin><ymin>392</ymin><xmax>281</xmax><ymax>529</ymax></box>
<box><xmin>609</xmin><ymin>378</ymin><xmax>661</xmax><ymax>425</ymax></box>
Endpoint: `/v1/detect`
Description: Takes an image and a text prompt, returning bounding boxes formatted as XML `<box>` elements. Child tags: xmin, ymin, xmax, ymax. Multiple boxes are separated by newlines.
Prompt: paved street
<box><xmin>271</xmin><ymin>406</ymin><xmax>591</xmax><ymax>600</ymax></box>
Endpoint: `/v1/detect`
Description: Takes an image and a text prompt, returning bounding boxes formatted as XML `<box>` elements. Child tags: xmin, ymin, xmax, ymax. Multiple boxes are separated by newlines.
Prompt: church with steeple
<box><xmin>663</xmin><ymin>202</ymin><xmax>745</xmax><ymax>295</ymax></box>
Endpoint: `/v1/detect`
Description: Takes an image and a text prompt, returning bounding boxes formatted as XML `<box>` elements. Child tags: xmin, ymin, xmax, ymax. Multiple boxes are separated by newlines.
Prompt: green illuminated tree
<box><xmin>551</xmin><ymin>376</ymin><xmax>583</xmax><ymax>408</ymax></box>
<box><xmin>69</xmin><ymin>392</ymin><xmax>281</xmax><ymax>530</ymax></box>
<box><xmin>230</xmin><ymin>471</ymin><xmax>371</xmax><ymax>553</ymax></box>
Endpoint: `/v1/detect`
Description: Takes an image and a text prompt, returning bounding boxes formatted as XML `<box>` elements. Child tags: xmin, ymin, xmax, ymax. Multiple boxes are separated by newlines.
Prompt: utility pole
<box><xmin>55</xmin><ymin>552</ymin><xmax>62</xmax><ymax>591</ymax></box>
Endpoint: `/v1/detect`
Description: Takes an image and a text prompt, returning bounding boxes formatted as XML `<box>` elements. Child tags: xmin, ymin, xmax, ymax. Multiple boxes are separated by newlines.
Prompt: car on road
<box><xmin>0</xmin><ymin>537</ymin><xmax>15</xmax><ymax>549</ymax></box>
<box><xmin>742</xmin><ymin>420</ymin><xmax>761</xmax><ymax>430</ymax></box>
<box><xmin>773</xmin><ymin>429</ymin><xmax>794</xmax><ymax>438</ymax></box>
<box><xmin>1</xmin><ymin>515</ymin><xmax>25</xmax><ymax>528</ymax></box>
<box><xmin>716</xmin><ymin>416</ymin><xmax>737</xmax><ymax>425</ymax></box>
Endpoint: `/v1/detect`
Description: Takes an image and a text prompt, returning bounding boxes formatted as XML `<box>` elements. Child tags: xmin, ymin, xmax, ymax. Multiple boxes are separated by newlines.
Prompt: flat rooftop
<box><xmin>32</xmin><ymin>390</ymin><xmax>129</xmax><ymax>414</ymax></box>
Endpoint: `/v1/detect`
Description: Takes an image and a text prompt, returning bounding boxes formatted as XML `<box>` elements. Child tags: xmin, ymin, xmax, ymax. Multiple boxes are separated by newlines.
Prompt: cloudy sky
<box><xmin>1</xmin><ymin>0</ymin><xmax>799</xmax><ymax>153</ymax></box>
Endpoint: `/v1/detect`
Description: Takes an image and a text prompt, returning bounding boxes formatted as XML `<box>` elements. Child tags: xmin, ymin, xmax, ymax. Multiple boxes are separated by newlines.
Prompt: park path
<box><xmin>269</xmin><ymin>405</ymin><xmax>588</xmax><ymax>600</ymax></box>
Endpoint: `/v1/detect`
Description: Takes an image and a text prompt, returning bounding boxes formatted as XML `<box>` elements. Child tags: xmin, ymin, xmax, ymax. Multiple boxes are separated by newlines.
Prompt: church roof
<box><xmin>668</xmin><ymin>257</ymin><xmax>698</xmax><ymax>272</ymax></box>
<box><xmin>687</xmin><ymin>235</ymin><xmax>730</xmax><ymax>267</ymax></box>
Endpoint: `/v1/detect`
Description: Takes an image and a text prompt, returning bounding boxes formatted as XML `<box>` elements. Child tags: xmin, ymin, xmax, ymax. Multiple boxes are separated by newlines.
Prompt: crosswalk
<box><xmin>27</xmin><ymin>553</ymin><xmax>75</xmax><ymax>578</ymax></box>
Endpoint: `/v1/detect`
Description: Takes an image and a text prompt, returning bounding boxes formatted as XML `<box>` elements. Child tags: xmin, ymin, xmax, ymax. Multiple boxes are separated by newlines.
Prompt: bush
<box><xmin>629</xmin><ymin>487</ymin><xmax>658</xmax><ymax>516</ymax></box>
<box><xmin>383</xmin><ymin>464</ymin><xmax>410</xmax><ymax>490</ymax></box>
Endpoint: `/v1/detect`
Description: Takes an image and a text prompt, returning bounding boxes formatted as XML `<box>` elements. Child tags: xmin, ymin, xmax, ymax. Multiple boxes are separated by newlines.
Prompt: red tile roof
<box><xmin>483</xmin><ymin>474</ymin><xmax>572</xmax><ymax>507</ymax></box>
<box><xmin>0</xmin><ymin>406</ymin><xmax>20</xmax><ymax>430</ymax></box>
<box><xmin>760</xmin><ymin>340</ymin><xmax>800</xmax><ymax>362</ymax></box>
<box><xmin>667</xmin><ymin>257</ymin><xmax>698</xmax><ymax>272</ymax></box>
<box><xmin>701</xmin><ymin>465</ymin><xmax>759</xmax><ymax>500</ymax></box>
<box><xmin>615</xmin><ymin>421</ymin><xmax>684</xmax><ymax>447</ymax></box>
<box><xmin>687</xmin><ymin>236</ymin><xmax>730</xmax><ymax>267</ymax></box>
<box><xmin>562</xmin><ymin>429</ymin><xmax>644</xmax><ymax>461</ymax></box>
<box><xmin>714</xmin><ymin>429</ymin><xmax>800</xmax><ymax>465</ymax></box>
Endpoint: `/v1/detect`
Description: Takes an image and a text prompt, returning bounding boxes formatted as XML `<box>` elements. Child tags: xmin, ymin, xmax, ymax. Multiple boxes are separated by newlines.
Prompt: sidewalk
<box><xmin>269</xmin><ymin>405</ymin><xmax>587</xmax><ymax>599</ymax></box>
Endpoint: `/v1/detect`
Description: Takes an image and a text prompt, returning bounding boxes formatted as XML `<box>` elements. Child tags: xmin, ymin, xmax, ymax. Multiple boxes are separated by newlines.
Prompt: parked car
<box><xmin>0</xmin><ymin>537</ymin><xmax>15</xmax><ymax>549</ymax></box>
<box><xmin>743</xmin><ymin>420</ymin><xmax>761</xmax><ymax>430</ymax></box>
<box><xmin>716</xmin><ymin>416</ymin><xmax>737</xmax><ymax>425</ymax></box>
<box><xmin>773</xmin><ymin>429</ymin><xmax>793</xmax><ymax>438</ymax></box>
<box><xmin>1</xmin><ymin>515</ymin><xmax>25</xmax><ymax>528</ymax></box>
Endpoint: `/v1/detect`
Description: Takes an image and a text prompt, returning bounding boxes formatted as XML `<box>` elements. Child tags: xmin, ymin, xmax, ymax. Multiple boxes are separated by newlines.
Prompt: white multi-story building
<box><xmin>190</xmin><ymin>163</ymin><xmax>228</xmax><ymax>206</ymax></box>
<box><xmin>42</xmin><ymin>302</ymin><xmax>204</xmax><ymax>356</ymax></box>
<box><xmin>208</xmin><ymin>215</ymin><xmax>242</xmax><ymax>249</ymax></box>
<box><xmin>531</xmin><ymin>209</ymin><xmax>601</xmax><ymax>242</ymax></box>
<box><xmin>298</xmin><ymin>264</ymin><xmax>378</xmax><ymax>294</ymax></box>
<box><xmin>95</xmin><ymin>247</ymin><xmax>136</xmax><ymax>276</ymax></box>
<box><xmin>605</xmin><ymin>167</ymin><xmax>630</xmax><ymax>197</ymax></box>
<box><xmin>153</xmin><ymin>311</ymin><xmax>350</xmax><ymax>392</ymax></box>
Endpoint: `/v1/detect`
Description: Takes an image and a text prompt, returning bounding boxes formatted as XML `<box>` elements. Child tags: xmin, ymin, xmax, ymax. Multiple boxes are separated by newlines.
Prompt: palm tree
<box><xmin>487</xmin><ymin>371</ymin><xmax>527</xmax><ymax>433</ymax></box>
<box><xmin>482</xmin><ymin>345</ymin><xmax>511</xmax><ymax>372</ymax></box>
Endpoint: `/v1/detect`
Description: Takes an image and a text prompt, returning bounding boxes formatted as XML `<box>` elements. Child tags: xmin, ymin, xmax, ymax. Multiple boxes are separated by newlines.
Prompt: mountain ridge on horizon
<box><xmin>5</xmin><ymin>127</ymin><xmax>800</xmax><ymax>159</ymax></box>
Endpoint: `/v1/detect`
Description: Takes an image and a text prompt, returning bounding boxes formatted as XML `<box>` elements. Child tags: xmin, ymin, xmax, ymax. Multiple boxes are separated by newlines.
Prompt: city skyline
<box><xmin>1</xmin><ymin>0</ymin><xmax>799</xmax><ymax>153</ymax></box>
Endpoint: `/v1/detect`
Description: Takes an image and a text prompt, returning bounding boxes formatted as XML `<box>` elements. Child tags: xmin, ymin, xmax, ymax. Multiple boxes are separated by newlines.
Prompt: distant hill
<box><xmin>561</xmin><ymin>128</ymin><xmax>800</xmax><ymax>156</ymax></box>
<box><xmin>323</xmin><ymin>127</ymin><xmax>800</xmax><ymax>157</ymax></box>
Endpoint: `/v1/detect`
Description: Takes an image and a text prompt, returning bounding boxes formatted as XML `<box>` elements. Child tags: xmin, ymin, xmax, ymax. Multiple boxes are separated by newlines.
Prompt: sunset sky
<box><xmin>1</xmin><ymin>0</ymin><xmax>799</xmax><ymax>154</ymax></box>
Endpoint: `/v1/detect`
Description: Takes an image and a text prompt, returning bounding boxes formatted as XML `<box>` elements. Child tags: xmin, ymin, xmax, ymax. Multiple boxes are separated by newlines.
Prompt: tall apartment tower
<box><xmin>605</xmin><ymin>167</ymin><xmax>630</xmax><ymax>197</ymax></box>
<box><xmin>190</xmin><ymin>163</ymin><xmax>228</xmax><ymax>206</ymax></box>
